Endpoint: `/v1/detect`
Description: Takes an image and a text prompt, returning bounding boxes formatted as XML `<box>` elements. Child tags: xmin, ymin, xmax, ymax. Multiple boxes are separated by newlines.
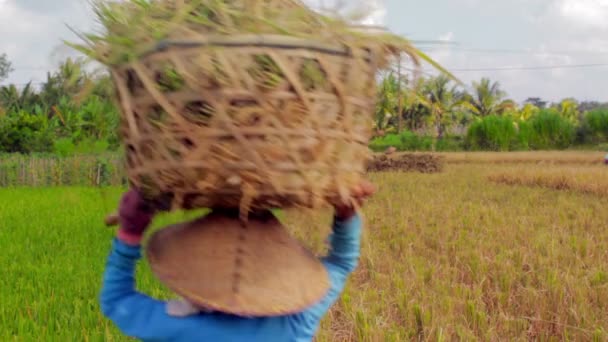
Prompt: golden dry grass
<box><xmin>284</xmin><ymin>162</ymin><xmax>608</xmax><ymax>341</ymax></box>
<box><xmin>489</xmin><ymin>166</ymin><xmax>608</xmax><ymax>198</ymax></box>
<box><xmin>436</xmin><ymin>151</ymin><xmax>606</xmax><ymax>165</ymax></box>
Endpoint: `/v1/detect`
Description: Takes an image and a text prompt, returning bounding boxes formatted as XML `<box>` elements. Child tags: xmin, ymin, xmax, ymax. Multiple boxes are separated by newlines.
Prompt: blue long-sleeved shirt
<box><xmin>100</xmin><ymin>214</ymin><xmax>362</xmax><ymax>341</ymax></box>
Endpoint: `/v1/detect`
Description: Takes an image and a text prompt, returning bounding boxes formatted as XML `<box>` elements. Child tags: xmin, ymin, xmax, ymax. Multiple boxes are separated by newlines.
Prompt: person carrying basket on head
<box><xmin>100</xmin><ymin>181</ymin><xmax>375</xmax><ymax>341</ymax></box>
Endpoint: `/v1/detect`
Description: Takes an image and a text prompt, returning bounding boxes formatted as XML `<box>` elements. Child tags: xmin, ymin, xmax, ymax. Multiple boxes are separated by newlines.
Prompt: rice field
<box><xmin>1</xmin><ymin>153</ymin><xmax>607</xmax><ymax>340</ymax></box>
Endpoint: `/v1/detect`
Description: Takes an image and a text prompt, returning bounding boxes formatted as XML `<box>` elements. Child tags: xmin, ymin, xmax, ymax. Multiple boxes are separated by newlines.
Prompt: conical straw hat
<box><xmin>146</xmin><ymin>210</ymin><xmax>330</xmax><ymax>317</ymax></box>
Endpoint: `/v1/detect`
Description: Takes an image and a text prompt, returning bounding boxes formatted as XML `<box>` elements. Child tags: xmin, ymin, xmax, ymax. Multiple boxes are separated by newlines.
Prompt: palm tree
<box><xmin>398</xmin><ymin>77</ymin><xmax>429</xmax><ymax>132</ymax></box>
<box><xmin>40</xmin><ymin>58</ymin><xmax>90</xmax><ymax>108</ymax></box>
<box><xmin>375</xmin><ymin>73</ymin><xmax>433</xmax><ymax>134</ymax></box>
<box><xmin>57</xmin><ymin>58</ymin><xmax>89</xmax><ymax>95</ymax></box>
<box><xmin>422</xmin><ymin>75</ymin><xmax>466</xmax><ymax>140</ymax></box>
<box><xmin>375</xmin><ymin>44</ymin><xmax>461</xmax><ymax>134</ymax></box>
<box><xmin>465</xmin><ymin>78</ymin><xmax>514</xmax><ymax>117</ymax></box>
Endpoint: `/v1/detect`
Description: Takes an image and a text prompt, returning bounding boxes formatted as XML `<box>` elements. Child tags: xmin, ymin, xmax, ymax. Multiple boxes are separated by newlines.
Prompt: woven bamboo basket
<box><xmin>112</xmin><ymin>34</ymin><xmax>380</xmax><ymax>213</ymax></box>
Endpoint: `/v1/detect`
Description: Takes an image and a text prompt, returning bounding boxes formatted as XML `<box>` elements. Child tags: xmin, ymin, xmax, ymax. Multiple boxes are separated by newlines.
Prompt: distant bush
<box><xmin>369</xmin><ymin>132</ymin><xmax>462</xmax><ymax>152</ymax></box>
<box><xmin>53</xmin><ymin>138</ymin><xmax>113</xmax><ymax>157</ymax></box>
<box><xmin>370</xmin><ymin>132</ymin><xmax>430</xmax><ymax>152</ymax></box>
<box><xmin>580</xmin><ymin>109</ymin><xmax>608</xmax><ymax>144</ymax></box>
<box><xmin>399</xmin><ymin>131</ymin><xmax>434</xmax><ymax>151</ymax></box>
<box><xmin>465</xmin><ymin>115</ymin><xmax>518</xmax><ymax>151</ymax></box>
<box><xmin>465</xmin><ymin>111</ymin><xmax>576</xmax><ymax>151</ymax></box>
<box><xmin>524</xmin><ymin>109</ymin><xmax>576</xmax><ymax>150</ymax></box>
<box><xmin>53</xmin><ymin>138</ymin><xmax>77</xmax><ymax>157</ymax></box>
<box><xmin>435</xmin><ymin>135</ymin><xmax>465</xmax><ymax>152</ymax></box>
<box><xmin>0</xmin><ymin>111</ymin><xmax>53</xmax><ymax>154</ymax></box>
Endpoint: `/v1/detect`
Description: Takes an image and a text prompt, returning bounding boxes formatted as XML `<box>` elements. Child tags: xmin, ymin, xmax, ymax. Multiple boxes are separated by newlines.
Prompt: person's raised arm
<box><xmin>292</xmin><ymin>181</ymin><xmax>375</xmax><ymax>339</ymax></box>
<box><xmin>100</xmin><ymin>190</ymin><xmax>182</xmax><ymax>340</ymax></box>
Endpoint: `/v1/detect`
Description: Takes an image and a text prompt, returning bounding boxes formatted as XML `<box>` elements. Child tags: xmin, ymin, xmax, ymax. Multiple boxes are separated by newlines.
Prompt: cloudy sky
<box><xmin>1</xmin><ymin>0</ymin><xmax>607</xmax><ymax>103</ymax></box>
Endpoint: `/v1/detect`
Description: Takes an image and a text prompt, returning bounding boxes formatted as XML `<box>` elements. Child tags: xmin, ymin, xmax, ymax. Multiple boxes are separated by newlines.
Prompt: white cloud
<box><xmin>0</xmin><ymin>0</ymin><xmax>41</xmax><ymax>34</ymax></box>
<box><xmin>0</xmin><ymin>0</ymin><xmax>92</xmax><ymax>85</ymax></box>
<box><xmin>406</xmin><ymin>0</ymin><xmax>608</xmax><ymax>102</ymax></box>
<box><xmin>558</xmin><ymin>0</ymin><xmax>608</xmax><ymax>28</ymax></box>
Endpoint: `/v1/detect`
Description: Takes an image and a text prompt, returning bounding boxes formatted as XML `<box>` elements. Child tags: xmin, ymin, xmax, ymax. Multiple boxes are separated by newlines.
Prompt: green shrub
<box><xmin>369</xmin><ymin>134</ymin><xmax>401</xmax><ymax>152</ymax></box>
<box><xmin>581</xmin><ymin>109</ymin><xmax>608</xmax><ymax>143</ymax></box>
<box><xmin>526</xmin><ymin>109</ymin><xmax>575</xmax><ymax>150</ymax></box>
<box><xmin>465</xmin><ymin>115</ymin><xmax>518</xmax><ymax>151</ymax></box>
<box><xmin>53</xmin><ymin>138</ymin><xmax>77</xmax><ymax>157</ymax></box>
<box><xmin>0</xmin><ymin>111</ymin><xmax>53</xmax><ymax>154</ymax></box>
<box><xmin>75</xmin><ymin>139</ymin><xmax>111</xmax><ymax>155</ymax></box>
<box><xmin>400</xmin><ymin>131</ymin><xmax>433</xmax><ymax>151</ymax></box>
<box><xmin>53</xmin><ymin>138</ymin><xmax>111</xmax><ymax>156</ymax></box>
<box><xmin>435</xmin><ymin>135</ymin><xmax>464</xmax><ymax>152</ymax></box>
<box><xmin>369</xmin><ymin>132</ymin><xmax>435</xmax><ymax>152</ymax></box>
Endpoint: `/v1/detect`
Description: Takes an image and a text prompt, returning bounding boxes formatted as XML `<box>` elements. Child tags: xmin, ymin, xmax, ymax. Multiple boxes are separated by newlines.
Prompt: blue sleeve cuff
<box><xmin>112</xmin><ymin>238</ymin><xmax>142</xmax><ymax>259</ymax></box>
<box><xmin>333</xmin><ymin>214</ymin><xmax>362</xmax><ymax>232</ymax></box>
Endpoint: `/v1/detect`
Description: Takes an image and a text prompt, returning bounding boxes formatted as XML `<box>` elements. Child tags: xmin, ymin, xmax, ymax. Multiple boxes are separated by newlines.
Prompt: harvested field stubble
<box><xmin>367</xmin><ymin>153</ymin><xmax>445</xmax><ymax>173</ymax></box>
<box><xmin>441</xmin><ymin>151</ymin><xmax>605</xmax><ymax>165</ymax></box>
<box><xmin>286</xmin><ymin>166</ymin><xmax>608</xmax><ymax>341</ymax></box>
<box><xmin>489</xmin><ymin>166</ymin><xmax>608</xmax><ymax>197</ymax></box>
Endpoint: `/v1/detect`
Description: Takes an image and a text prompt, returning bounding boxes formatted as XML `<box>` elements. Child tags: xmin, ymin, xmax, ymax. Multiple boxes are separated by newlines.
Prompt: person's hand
<box><xmin>334</xmin><ymin>180</ymin><xmax>376</xmax><ymax>221</ymax></box>
<box><xmin>117</xmin><ymin>189</ymin><xmax>156</xmax><ymax>245</ymax></box>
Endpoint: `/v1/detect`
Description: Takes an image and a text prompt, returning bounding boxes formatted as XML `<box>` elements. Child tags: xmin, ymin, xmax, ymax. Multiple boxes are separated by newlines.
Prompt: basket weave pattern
<box><xmin>113</xmin><ymin>35</ymin><xmax>377</xmax><ymax>211</ymax></box>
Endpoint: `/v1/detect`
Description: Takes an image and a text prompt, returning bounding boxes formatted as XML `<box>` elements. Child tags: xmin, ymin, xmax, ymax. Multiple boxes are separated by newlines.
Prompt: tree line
<box><xmin>373</xmin><ymin>70</ymin><xmax>608</xmax><ymax>151</ymax></box>
<box><xmin>1</xmin><ymin>53</ymin><xmax>608</xmax><ymax>154</ymax></box>
<box><xmin>0</xmin><ymin>54</ymin><xmax>120</xmax><ymax>155</ymax></box>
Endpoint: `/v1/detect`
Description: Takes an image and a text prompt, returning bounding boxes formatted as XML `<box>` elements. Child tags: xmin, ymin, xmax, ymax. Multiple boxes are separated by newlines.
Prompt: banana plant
<box><xmin>555</xmin><ymin>98</ymin><xmax>580</xmax><ymax>124</ymax></box>
<box><xmin>0</xmin><ymin>83</ymin><xmax>40</xmax><ymax>113</ymax></box>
